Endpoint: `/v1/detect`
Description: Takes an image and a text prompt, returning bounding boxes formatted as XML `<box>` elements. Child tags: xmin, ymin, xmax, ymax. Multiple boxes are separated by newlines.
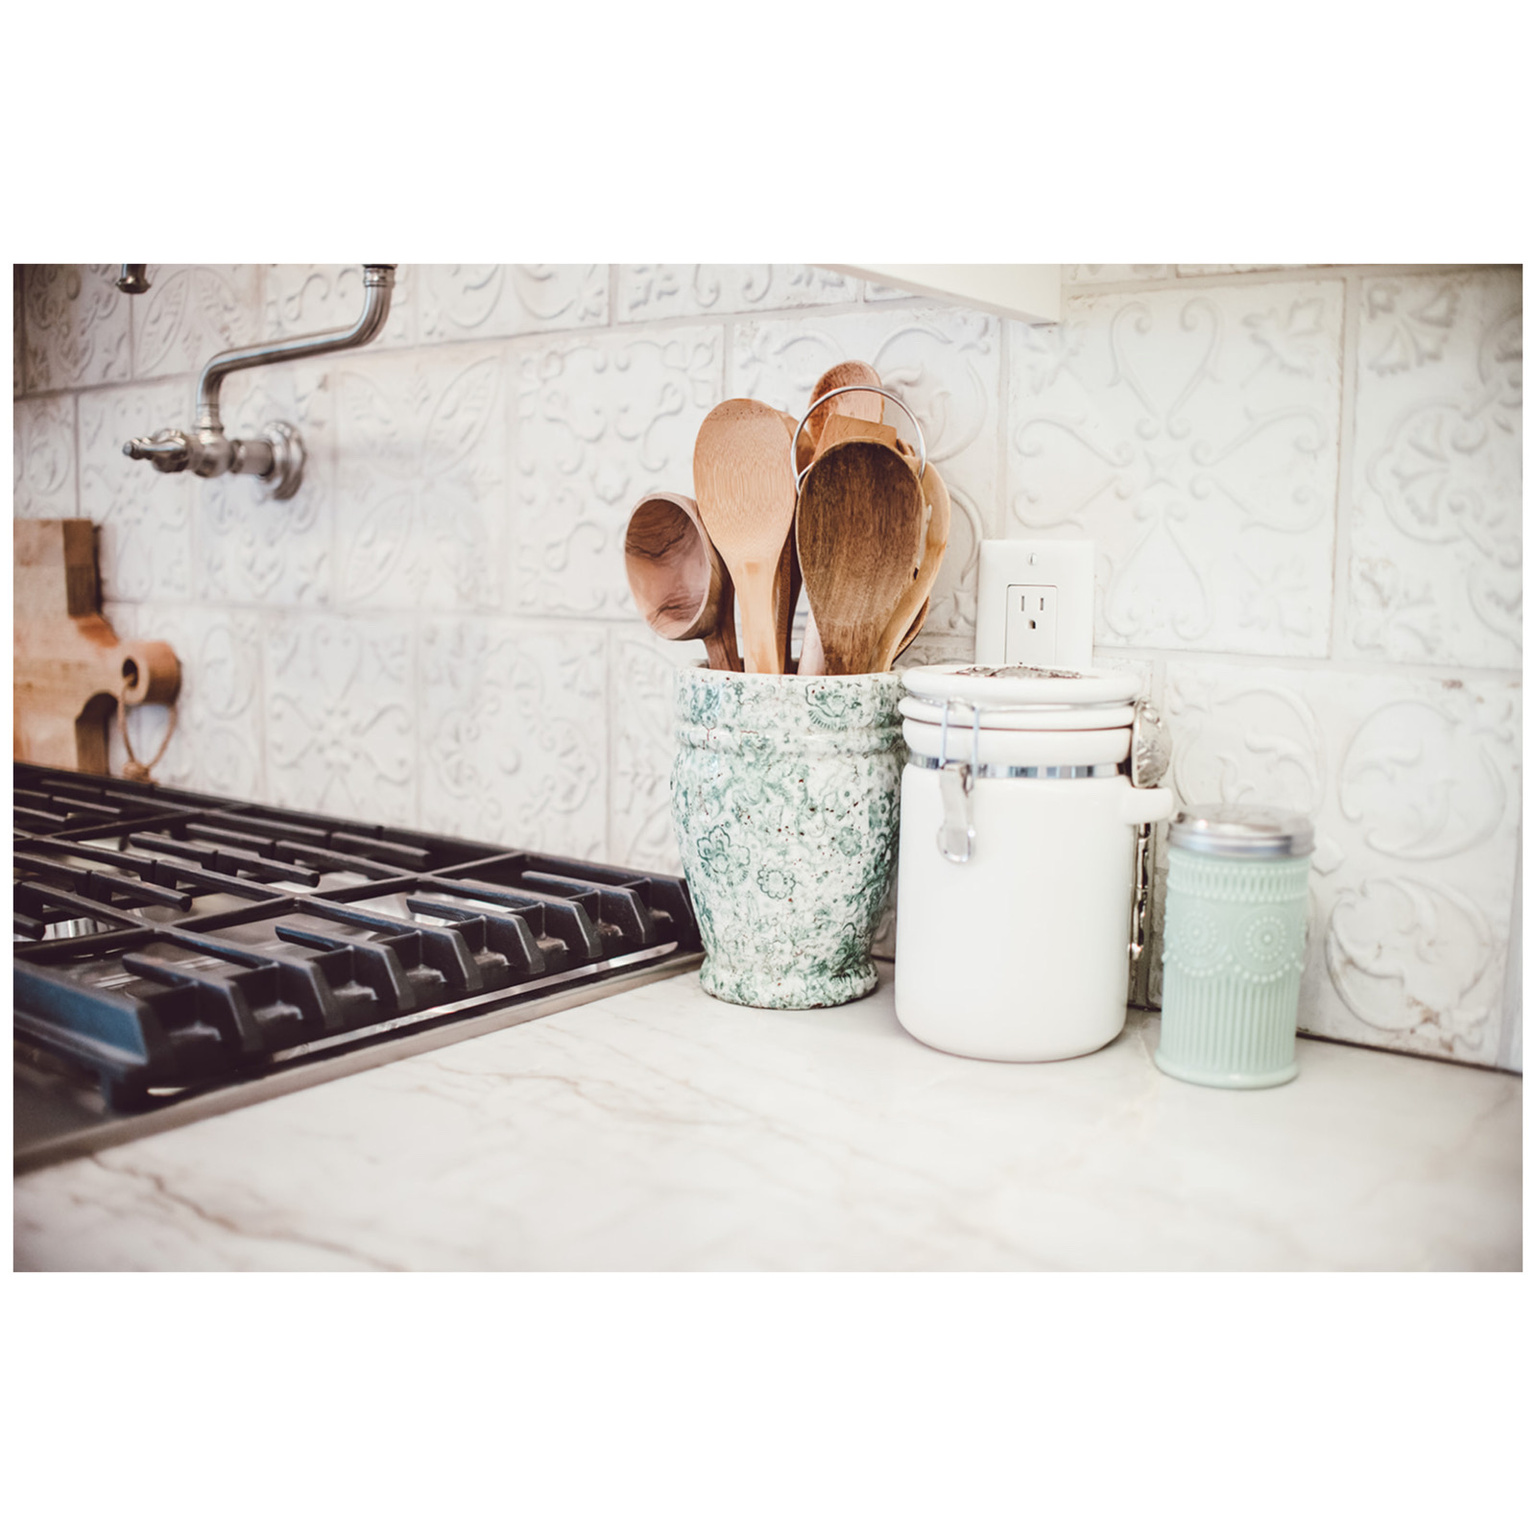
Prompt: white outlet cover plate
<box><xmin>975</xmin><ymin>539</ymin><xmax>1095</xmax><ymax>669</ymax></box>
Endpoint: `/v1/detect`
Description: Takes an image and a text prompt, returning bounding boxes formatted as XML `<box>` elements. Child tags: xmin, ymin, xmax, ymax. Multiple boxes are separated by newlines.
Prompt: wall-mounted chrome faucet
<box><xmin>122</xmin><ymin>263</ymin><xmax>397</xmax><ymax>502</ymax></box>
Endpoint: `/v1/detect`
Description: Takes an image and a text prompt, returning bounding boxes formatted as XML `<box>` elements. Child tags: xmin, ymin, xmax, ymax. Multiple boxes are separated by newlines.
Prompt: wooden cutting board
<box><xmin>14</xmin><ymin>519</ymin><xmax>181</xmax><ymax>775</ymax></box>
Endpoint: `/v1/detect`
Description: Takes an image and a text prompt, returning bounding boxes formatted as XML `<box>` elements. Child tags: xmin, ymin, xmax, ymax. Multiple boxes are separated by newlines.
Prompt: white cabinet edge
<box><xmin>827</xmin><ymin>264</ymin><xmax>1062</xmax><ymax>324</ymax></box>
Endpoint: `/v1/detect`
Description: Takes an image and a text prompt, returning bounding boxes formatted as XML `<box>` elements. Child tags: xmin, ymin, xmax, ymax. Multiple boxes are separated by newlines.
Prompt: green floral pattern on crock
<box><xmin>671</xmin><ymin>667</ymin><xmax>905</xmax><ymax>1009</ymax></box>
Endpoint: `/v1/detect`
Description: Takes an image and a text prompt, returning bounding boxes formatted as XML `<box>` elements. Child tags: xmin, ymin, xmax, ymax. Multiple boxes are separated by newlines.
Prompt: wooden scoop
<box><xmin>875</xmin><ymin>460</ymin><xmax>951</xmax><ymax>671</ymax></box>
<box><xmin>624</xmin><ymin>492</ymin><xmax>740</xmax><ymax>671</ymax></box>
<box><xmin>693</xmin><ymin>400</ymin><xmax>798</xmax><ymax>674</ymax></box>
<box><xmin>795</xmin><ymin>439</ymin><xmax>926</xmax><ymax>675</ymax></box>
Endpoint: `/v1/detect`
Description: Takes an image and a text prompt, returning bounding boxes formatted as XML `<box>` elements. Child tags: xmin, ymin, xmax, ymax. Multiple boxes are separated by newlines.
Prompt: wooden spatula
<box><xmin>693</xmin><ymin>399</ymin><xmax>798</xmax><ymax>674</ymax></box>
<box><xmin>796</xmin><ymin>440</ymin><xmax>926</xmax><ymax>675</ymax></box>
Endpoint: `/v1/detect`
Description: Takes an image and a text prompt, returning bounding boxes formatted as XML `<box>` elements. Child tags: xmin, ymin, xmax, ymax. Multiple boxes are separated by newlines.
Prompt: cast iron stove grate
<box><xmin>13</xmin><ymin>766</ymin><xmax>700</xmax><ymax>1169</ymax></box>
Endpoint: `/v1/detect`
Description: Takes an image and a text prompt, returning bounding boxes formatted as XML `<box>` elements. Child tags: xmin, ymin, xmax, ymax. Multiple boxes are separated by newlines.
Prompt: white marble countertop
<box><xmin>14</xmin><ymin>964</ymin><xmax>1521</xmax><ymax>1271</ymax></box>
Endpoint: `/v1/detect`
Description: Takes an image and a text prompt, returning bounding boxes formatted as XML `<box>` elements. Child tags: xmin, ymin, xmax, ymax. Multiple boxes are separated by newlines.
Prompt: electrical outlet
<box><xmin>976</xmin><ymin>539</ymin><xmax>1094</xmax><ymax>669</ymax></box>
<box><xmin>1006</xmin><ymin>584</ymin><xmax>1058</xmax><ymax>666</ymax></box>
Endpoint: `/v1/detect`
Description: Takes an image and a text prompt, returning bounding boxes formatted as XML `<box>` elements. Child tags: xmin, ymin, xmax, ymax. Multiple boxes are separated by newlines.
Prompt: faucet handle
<box><xmin>123</xmin><ymin>430</ymin><xmax>191</xmax><ymax>473</ymax></box>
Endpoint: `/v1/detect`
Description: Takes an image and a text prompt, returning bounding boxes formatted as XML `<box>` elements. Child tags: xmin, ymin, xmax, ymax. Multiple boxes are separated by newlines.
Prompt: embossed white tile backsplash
<box><xmin>13</xmin><ymin>263</ymin><xmax>1522</xmax><ymax>1071</ymax></box>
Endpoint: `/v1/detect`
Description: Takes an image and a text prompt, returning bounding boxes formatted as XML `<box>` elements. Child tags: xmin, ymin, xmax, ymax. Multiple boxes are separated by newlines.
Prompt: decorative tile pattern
<box><xmin>78</xmin><ymin>380</ymin><xmax>193</xmax><ymax>602</ymax></box>
<box><xmin>419</xmin><ymin>618</ymin><xmax>607</xmax><ymax>857</ymax></box>
<box><xmin>21</xmin><ymin>265</ymin><xmax>131</xmax><ymax>392</ymax></box>
<box><xmin>1165</xmin><ymin>662</ymin><xmax>1521</xmax><ymax>1066</ymax></box>
<box><xmin>195</xmin><ymin>362</ymin><xmax>334</xmax><ymax>606</ymax></box>
<box><xmin>103</xmin><ymin>602</ymin><xmax>266</xmax><ymax>801</ymax></box>
<box><xmin>509</xmin><ymin>325</ymin><xmax>723</xmax><ymax>616</ymax></box>
<box><xmin>1064</xmin><ymin>266</ymin><xmax>1175</xmax><ymax>286</ymax></box>
<box><xmin>264</xmin><ymin>613</ymin><xmax>417</xmax><ymax>824</ymax></box>
<box><xmin>1008</xmin><ymin>280</ymin><xmax>1345</xmax><ymax>656</ymax></box>
<box><xmin>736</xmin><ymin>306</ymin><xmax>1002</xmax><ymax>640</ymax></box>
<box><xmin>417</xmin><ymin>265</ymin><xmax>609</xmax><ymax>341</ymax></box>
<box><xmin>333</xmin><ymin>348</ymin><xmax>507</xmax><ymax>611</ymax></box>
<box><xmin>1346</xmin><ymin>269</ymin><xmax>1522</xmax><ymax>669</ymax></box>
<box><xmin>13</xmin><ymin>395</ymin><xmax>76</xmax><ymax>518</ymax></box>
<box><xmin>617</xmin><ymin>265</ymin><xmax>855</xmax><ymax>322</ymax></box>
<box><xmin>130</xmin><ymin>265</ymin><xmax>262</xmax><ymax>381</ymax></box>
<box><xmin>609</xmin><ymin>625</ymin><xmax>706</xmax><ymax>874</ymax></box>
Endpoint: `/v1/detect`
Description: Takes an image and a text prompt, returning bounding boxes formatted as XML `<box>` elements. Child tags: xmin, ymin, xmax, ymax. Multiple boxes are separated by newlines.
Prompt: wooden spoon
<box><xmin>797</xmin><ymin>413</ymin><xmax>902</xmax><ymax>677</ymax></box>
<box><xmin>623</xmin><ymin>492</ymin><xmax>740</xmax><ymax>671</ymax></box>
<box><xmin>693</xmin><ymin>399</ymin><xmax>798</xmax><ymax>674</ymax></box>
<box><xmin>875</xmin><ymin>460</ymin><xmax>951</xmax><ymax>671</ymax></box>
<box><xmin>799</xmin><ymin>367</ymin><xmax>892</xmax><ymax>675</ymax></box>
<box><xmin>799</xmin><ymin>360</ymin><xmax>884</xmax><ymax>475</ymax></box>
<box><xmin>795</xmin><ymin>440</ymin><xmax>926</xmax><ymax>675</ymax></box>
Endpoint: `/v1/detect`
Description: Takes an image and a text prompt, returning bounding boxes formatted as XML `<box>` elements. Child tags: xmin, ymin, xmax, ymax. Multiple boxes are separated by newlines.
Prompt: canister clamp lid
<box><xmin>902</xmin><ymin>662</ymin><xmax>1141</xmax><ymax>711</ymax></box>
<box><xmin>1169</xmin><ymin>803</ymin><xmax>1315</xmax><ymax>859</ymax></box>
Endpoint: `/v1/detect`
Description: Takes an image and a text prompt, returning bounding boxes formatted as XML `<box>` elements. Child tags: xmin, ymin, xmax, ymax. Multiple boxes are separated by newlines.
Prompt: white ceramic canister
<box><xmin>894</xmin><ymin>664</ymin><xmax>1174</xmax><ymax>1061</ymax></box>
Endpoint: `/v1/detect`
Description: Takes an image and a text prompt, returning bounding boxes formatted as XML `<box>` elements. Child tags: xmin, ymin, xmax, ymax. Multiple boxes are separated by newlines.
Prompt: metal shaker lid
<box><xmin>1169</xmin><ymin>803</ymin><xmax>1315</xmax><ymax>859</ymax></box>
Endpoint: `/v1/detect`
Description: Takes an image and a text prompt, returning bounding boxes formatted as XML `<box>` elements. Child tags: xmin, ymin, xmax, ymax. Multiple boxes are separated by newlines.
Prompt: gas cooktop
<box><xmin>13</xmin><ymin>766</ymin><xmax>701</xmax><ymax>1172</ymax></box>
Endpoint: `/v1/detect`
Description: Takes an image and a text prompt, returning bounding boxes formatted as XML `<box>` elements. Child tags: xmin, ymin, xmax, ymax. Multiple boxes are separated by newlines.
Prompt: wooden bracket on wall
<box><xmin>13</xmin><ymin>519</ymin><xmax>182</xmax><ymax>775</ymax></box>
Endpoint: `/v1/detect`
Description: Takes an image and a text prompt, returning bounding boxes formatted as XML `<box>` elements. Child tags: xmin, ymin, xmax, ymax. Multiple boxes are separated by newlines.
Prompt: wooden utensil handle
<box><xmin>737</xmin><ymin>573</ymin><xmax>783</xmax><ymax>674</ymax></box>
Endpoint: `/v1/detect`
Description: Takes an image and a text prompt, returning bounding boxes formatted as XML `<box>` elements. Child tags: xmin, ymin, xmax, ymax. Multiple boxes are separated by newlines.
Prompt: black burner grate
<box><xmin>13</xmin><ymin>766</ymin><xmax>699</xmax><ymax>1111</ymax></box>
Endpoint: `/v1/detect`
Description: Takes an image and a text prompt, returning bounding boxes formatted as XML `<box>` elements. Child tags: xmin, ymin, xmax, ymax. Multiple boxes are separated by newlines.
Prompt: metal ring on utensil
<box><xmin>791</xmin><ymin>384</ymin><xmax>927</xmax><ymax>490</ymax></box>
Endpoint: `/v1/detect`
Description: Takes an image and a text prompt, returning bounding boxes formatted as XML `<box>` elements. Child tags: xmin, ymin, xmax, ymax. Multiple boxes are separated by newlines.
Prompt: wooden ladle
<box><xmin>693</xmin><ymin>399</ymin><xmax>800</xmax><ymax>674</ymax></box>
<box><xmin>623</xmin><ymin>492</ymin><xmax>740</xmax><ymax>671</ymax></box>
<box><xmin>796</xmin><ymin>439</ymin><xmax>927</xmax><ymax>675</ymax></box>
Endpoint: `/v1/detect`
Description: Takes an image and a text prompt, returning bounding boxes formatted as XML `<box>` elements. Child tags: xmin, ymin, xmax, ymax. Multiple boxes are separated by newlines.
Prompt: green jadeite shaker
<box><xmin>1156</xmin><ymin>804</ymin><xmax>1314</xmax><ymax>1089</ymax></box>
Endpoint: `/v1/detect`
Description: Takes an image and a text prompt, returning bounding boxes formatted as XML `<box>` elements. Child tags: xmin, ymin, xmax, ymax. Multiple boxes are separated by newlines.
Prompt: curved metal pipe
<box><xmin>196</xmin><ymin>264</ymin><xmax>396</xmax><ymax>431</ymax></box>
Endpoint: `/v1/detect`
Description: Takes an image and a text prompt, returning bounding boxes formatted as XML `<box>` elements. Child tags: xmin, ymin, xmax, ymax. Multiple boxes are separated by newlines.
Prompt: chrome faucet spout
<box><xmin>195</xmin><ymin>264</ymin><xmax>396</xmax><ymax>433</ymax></box>
<box><xmin>123</xmin><ymin>263</ymin><xmax>397</xmax><ymax>502</ymax></box>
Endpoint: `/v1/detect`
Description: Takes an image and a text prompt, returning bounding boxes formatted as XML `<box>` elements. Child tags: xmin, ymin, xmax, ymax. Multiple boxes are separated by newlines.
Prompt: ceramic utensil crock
<box><xmin>1155</xmin><ymin>804</ymin><xmax>1315</xmax><ymax>1089</ymax></box>
<box><xmin>671</xmin><ymin>666</ymin><xmax>904</xmax><ymax>1008</ymax></box>
<box><xmin>893</xmin><ymin>664</ymin><xmax>1174</xmax><ymax>1061</ymax></box>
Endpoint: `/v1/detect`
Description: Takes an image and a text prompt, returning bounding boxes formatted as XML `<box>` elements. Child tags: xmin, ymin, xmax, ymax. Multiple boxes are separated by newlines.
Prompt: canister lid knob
<box><xmin>1169</xmin><ymin>804</ymin><xmax>1315</xmax><ymax>859</ymax></box>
